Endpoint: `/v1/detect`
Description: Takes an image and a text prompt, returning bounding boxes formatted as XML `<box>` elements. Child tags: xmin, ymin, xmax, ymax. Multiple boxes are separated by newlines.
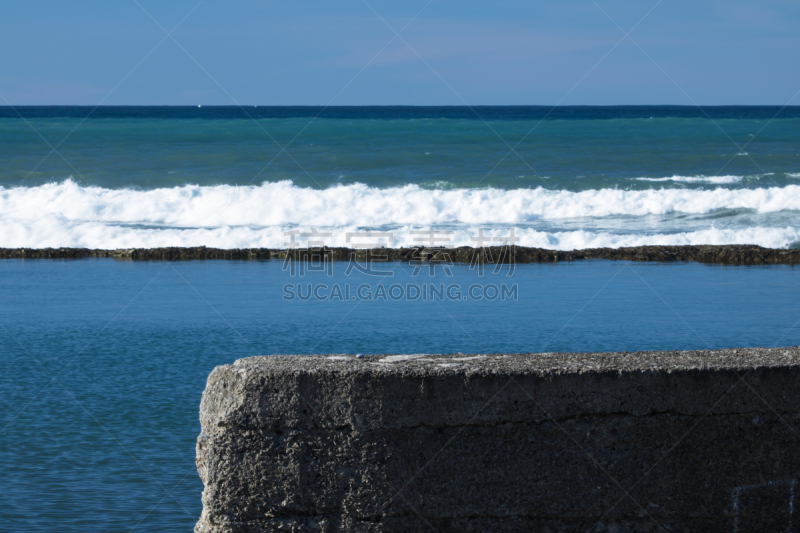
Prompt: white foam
<box><xmin>3</xmin><ymin>179</ymin><xmax>800</xmax><ymax>224</ymax></box>
<box><xmin>518</xmin><ymin>226</ymin><xmax>800</xmax><ymax>250</ymax></box>
<box><xmin>1</xmin><ymin>216</ymin><xmax>798</xmax><ymax>250</ymax></box>
<box><xmin>1</xmin><ymin>179</ymin><xmax>800</xmax><ymax>249</ymax></box>
<box><xmin>635</xmin><ymin>175</ymin><xmax>744</xmax><ymax>184</ymax></box>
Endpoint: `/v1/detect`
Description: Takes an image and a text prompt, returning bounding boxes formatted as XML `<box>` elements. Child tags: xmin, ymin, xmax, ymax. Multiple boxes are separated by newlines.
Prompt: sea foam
<box><xmin>1</xmin><ymin>179</ymin><xmax>799</xmax><ymax>249</ymax></box>
<box><xmin>1</xmin><ymin>217</ymin><xmax>798</xmax><ymax>250</ymax></box>
<box><xmin>634</xmin><ymin>175</ymin><xmax>744</xmax><ymax>184</ymax></box>
<box><xmin>3</xmin><ymin>179</ymin><xmax>800</xmax><ymax>224</ymax></box>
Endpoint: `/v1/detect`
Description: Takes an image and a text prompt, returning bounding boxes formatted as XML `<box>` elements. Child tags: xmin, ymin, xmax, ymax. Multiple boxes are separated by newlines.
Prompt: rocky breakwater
<box><xmin>195</xmin><ymin>348</ymin><xmax>800</xmax><ymax>533</ymax></box>
<box><xmin>2</xmin><ymin>244</ymin><xmax>800</xmax><ymax>264</ymax></box>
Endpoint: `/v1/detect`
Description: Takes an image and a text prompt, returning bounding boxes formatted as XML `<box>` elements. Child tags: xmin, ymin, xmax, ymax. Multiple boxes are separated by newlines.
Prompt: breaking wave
<box><xmin>1</xmin><ymin>218</ymin><xmax>798</xmax><ymax>250</ymax></box>
<box><xmin>634</xmin><ymin>175</ymin><xmax>744</xmax><ymax>184</ymax></box>
<box><xmin>1</xmin><ymin>179</ymin><xmax>799</xmax><ymax>249</ymax></box>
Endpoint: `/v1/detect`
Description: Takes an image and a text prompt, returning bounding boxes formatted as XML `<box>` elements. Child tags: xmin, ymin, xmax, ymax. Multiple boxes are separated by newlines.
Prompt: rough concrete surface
<box><xmin>195</xmin><ymin>348</ymin><xmax>800</xmax><ymax>533</ymax></box>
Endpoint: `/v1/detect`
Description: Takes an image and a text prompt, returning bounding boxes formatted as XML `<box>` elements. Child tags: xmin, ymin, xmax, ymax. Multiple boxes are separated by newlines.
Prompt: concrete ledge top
<box><xmin>198</xmin><ymin>346</ymin><xmax>800</xmax><ymax>533</ymax></box>
<box><xmin>231</xmin><ymin>346</ymin><xmax>800</xmax><ymax>377</ymax></box>
<box><xmin>197</xmin><ymin>345</ymin><xmax>800</xmax><ymax>532</ymax></box>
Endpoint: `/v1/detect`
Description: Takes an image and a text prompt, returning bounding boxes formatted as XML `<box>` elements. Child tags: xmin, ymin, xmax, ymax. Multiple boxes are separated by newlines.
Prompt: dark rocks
<box><xmin>195</xmin><ymin>347</ymin><xmax>800</xmax><ymax>532</ymax></box>
<box><xmin>2</xmin><ymin>244</ymin><xmax>800</xmax><ymax>264</ymax></box>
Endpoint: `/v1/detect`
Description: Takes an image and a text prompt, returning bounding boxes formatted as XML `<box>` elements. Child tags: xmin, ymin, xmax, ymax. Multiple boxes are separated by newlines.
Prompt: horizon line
<box><xmin>2</xmin><ymin>104</ymin><xmax>800</xmax><ymax>108</ymax></box>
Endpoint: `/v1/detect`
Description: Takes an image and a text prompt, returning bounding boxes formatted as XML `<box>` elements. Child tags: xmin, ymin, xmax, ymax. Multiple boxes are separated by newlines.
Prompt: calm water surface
<box><xmin>1</xmin><ymin>259</ymin><xmax>799</xmax><ymax>531</ymax></box>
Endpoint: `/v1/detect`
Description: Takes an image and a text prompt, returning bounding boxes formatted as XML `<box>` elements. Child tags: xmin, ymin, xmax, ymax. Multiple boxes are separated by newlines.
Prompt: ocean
<box><xmin>2</xmin><ymin>259</ymin><xmax>800</xmax><ymax>531</ymax></box>
<box><xmin>2</xmin><ymin>106</ymin><xmax>800</xmax><ymax>532</ymax></box>
<box><xmin>1</xmin><ymin>106</ymin><xmax>799</xmax><ymax>250</ymax></box>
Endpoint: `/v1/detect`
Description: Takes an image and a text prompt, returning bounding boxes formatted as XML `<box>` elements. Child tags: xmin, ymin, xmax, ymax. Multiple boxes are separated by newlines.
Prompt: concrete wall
<box><xmin>195</xmin><ymin>348</ymin><xmax>800</xmax><ymax>533</ymax></box>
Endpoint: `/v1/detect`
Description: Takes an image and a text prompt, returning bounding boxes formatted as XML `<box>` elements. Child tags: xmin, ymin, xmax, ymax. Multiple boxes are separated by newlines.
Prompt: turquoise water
<box><xmin>3</xmin><ymin>115</ymin><xmax>800</xmax><ymax>191</ymax></box>
<box><xmin>1</xmin><ymin>106</ymin><xmax>799</xmax><ymax>249</ymax></box>
<box><xmin>2</xmin><ymin>258</ymin><xmax>800</xmax><ymax>531</ymax></box>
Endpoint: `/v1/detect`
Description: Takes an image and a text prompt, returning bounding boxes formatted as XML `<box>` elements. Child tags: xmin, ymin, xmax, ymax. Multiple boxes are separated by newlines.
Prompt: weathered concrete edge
<box><xmin>198</xmin><ymin>347</ymin><xmax>800</xmax><ymax>431</ymax></box>
<box><xmin>229</xmin><ymin>346</ymin><xmax>800</xmax><ymax>376</ymax></box>
<box><xmin>195</xmin><ymin>347</ymin><xmax>800</xmax><ymax>532</ymax></box>
<box><xmin>3</xmin><ymin>244</ymin><xmax>800</xmax><ymax>264</ymax></box>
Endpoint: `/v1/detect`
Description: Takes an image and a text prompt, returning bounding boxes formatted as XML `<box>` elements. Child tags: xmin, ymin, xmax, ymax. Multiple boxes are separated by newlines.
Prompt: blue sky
<box><xmin>1</xmin><ymin>0</ymin><xmax>799</xmax><ymax>105</ymax></box>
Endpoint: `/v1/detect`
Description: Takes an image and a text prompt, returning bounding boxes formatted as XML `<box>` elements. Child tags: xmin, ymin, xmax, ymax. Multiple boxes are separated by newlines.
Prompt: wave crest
<box><xmin>1</xmin><ymin>180</ymin><xmax>799</xmax><ymax>249</ymax></box>
<box><xmin>634</xmin><ymin>175</ymin><xmax>744</xmax><ymax>184</ymax></box>
<box><xmin>2</xmin><ymin>179</ymin><xmax>799</xmax><ymax>227</ymax></box>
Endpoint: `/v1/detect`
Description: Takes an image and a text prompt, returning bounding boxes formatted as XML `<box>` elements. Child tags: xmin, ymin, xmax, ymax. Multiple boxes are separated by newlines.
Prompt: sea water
<box><xmin>2</xmin><ymin>106</ymin><xmax>800</xmax><ymax>531</ymax></box>
<box><xmin>1</xmin><ymin>106</ymin><xmax>799</xmax><ymax>249</ymax></box>
<box><xmin>2</xmin><ymin>258</ymin><xmax>800</xmax><ymax>532</ymax></box>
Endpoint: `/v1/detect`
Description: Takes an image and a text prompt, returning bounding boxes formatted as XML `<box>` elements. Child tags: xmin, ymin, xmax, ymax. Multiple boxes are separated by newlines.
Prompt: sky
<box><xmin>1</xmin><ymin>0</ymin><xmax>799</xmax><ymax>106</ymax></box>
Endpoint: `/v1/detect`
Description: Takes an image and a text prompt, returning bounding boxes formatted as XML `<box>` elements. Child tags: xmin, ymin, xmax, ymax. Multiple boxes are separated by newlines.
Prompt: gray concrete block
<box><xmin>195</xmin><ymin>348</ymin><xmax>800</xmax><ymax>532</ymax></box>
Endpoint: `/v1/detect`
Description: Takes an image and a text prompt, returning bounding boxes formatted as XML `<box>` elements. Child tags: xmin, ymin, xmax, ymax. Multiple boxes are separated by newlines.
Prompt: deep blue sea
<box><xmin>1</xmin><ymin>107</ymin><xmax>800</xmax><ymax>532</ymax></box>
<box><xmin>2</xmin><ymin>259</ymin><xmax>800</xmax><ymax>532</ymax></box>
